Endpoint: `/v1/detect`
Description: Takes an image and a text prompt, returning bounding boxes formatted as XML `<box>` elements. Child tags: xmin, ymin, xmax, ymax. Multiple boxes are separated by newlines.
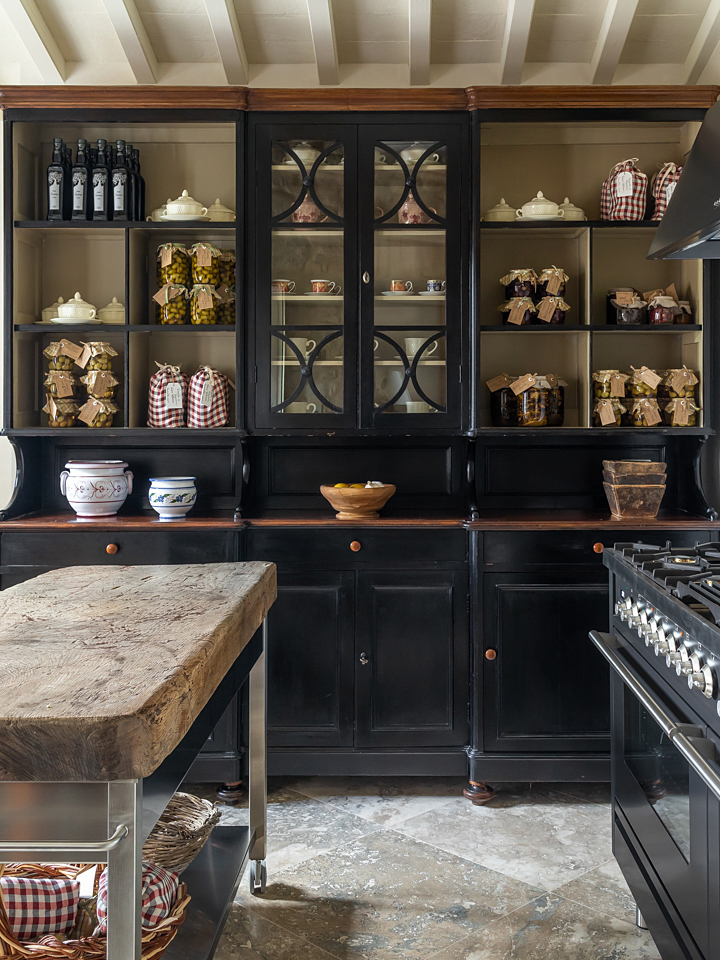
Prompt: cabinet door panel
<box><xmin>483</xmin><ymin>574</ymin><xmax>610</xmax><ymax>753</ymax></box>
<box><xmin>267</xmin><ymin>569</ymin><xmax>354</xmax><ymax>747</ymax></box>
<box><xmin>356</xmin><ymin>570</ymin><xmax>468</xmax><ymax>747</ymax></box>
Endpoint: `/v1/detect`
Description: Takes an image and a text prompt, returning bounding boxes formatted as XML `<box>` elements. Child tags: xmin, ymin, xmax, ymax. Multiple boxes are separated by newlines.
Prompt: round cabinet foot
<box><xmin>250</xmin><ymin>860</ymin><xmax>267</xmax><ymax>895</ymax></box>
<box><xmin>217</xmin><ymin>781</ymin><xmax>244</xmax><ymax>805</ymax></box>
<box><xmin>463</xmin><ymin>780</ymin><xmax>495</xmax><ymax>805</ymax></box>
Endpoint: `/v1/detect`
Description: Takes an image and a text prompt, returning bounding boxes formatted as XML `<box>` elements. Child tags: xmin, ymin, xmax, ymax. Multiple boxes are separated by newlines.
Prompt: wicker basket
<box><xmin>0</xmin><ymin>862</ymin><xmax>189</xmax><ymax>959</ymax></box>
<box><xmin>143</xmin><ymin>792</ymin><xmax>221</xmax><ymax>875</ymax></box>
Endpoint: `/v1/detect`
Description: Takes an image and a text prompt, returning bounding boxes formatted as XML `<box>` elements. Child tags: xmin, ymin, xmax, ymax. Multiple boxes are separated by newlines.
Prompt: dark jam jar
<box><xmin>490</xmin><ymin>386</ymin><xmax>518</xmax><ymax>427</ymax></box>
<box><xmin>499</xmin><ymin>298</ymin><xmax>537</xmax><ymax>325</ymax></box>
<box><xmin>648</xmin><ymin>298</ymin><xmax>677</xmax><ymax>325</ymax></box>
<box><xmin>517</xmin><ymin>386</ymin><xmax>548</xmax><ymax>426</ymax></box>
<box><xmin>547</xmin><ymin>384</ymin><xmax>565</xmax><ymax>426</ymax></box>
<box><xmin>500</xmin><ymin>269</ymin><xmax>537</xmax><ymax>301</ymax></box>
<box><xmin>537</xmin><ymin>267</ymin><xmax>567</xmax><ymax>299</ymax></box>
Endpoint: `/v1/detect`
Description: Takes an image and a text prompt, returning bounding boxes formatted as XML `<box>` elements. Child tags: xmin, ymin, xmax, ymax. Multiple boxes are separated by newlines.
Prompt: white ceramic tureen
<box><xmin>206</xmin><ymin>198</ymin><xmax>235</xmax><ymax>222</ymax></box>
<box><xmin>41</xmin><ymin>297</ymin><xmax>65</xmax><ymax>322</ymax></box>
<box><xmin>285</xmin><ymin>141</ymin><xmax>320</xmax><ymax>165</ymax></box>
<box><xmin>558</xmin><ymin>197</ymin><xmax>587</xmax><ymax>221</ymax></box>
<box><xmin>162</xmin><ymin>190</ymin><xmax>208</xmax><ymax>218</ymax></box>
<box><xmin>515</xmin><ymin>192</ymin><xmax>565</xmax><ymax>220</ymax></box>
<box><xmin>483</xmin><ymin>198</ymin><xmax>516</xmax><ymax>222</ymax></box>
<box><xmin>400</xmin><ymin>142</ymin><xmax>440</xmax><ymax>165</ymax></box>
<box><xmin>56</xmin><ymin>292</ymin><xmax>97</xmax><ymax>322</ymax></box>
<box><xmin>97</xmin><ymin>297</ymin><xmax>125</xmax><ymax>324</ymax></box>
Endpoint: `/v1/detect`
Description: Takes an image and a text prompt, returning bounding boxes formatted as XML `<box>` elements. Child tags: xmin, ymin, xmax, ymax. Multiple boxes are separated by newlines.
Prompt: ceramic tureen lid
<box><xmin>97</xmin><ymin>296</ymin><xmax>125</xmax><ymax>323</ymax></box>
<box><xmin>207</xmin><ymin>198</ymin><xmax>235</xmax><ymax>220</ymax></box>
<box><xmin>59</xmin><ymin>292</ymin><xmax>96</xmax><ymax>312</ymax></box>
<box><xmin>167</xmin><ymin>190</ymin><xmax>203</xmax><ymax>211</ymax></box>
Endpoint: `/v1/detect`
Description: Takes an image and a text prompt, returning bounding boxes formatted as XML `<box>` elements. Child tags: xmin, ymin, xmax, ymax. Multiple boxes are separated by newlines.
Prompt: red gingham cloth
<box><xmin>96</xmin><ymin>861</ymin><xmax>178</xmax><ymax>933</ymax></box>
<box><xmin>147</xmin><ymin>363</ymin><xmax>188</xmax><ymax>428</ymax></box>
<box><xmin>187</xmin><ymin>366</ymin><xmax>229</xmax><ymax>428</ymax></box>
<box><xmin>0</xmin><ymin>876</ymin><xmax>79</xmax><ymax>940</ymax></box>
<box><xmin>651</xmin><ymin>162</ymin><xmax>682</xmax><ymax>220</ymax></box>
<box><xmin>601</xmin><ymin>159</ymin><xmax>647</xmax><ymax>220</ymax></box>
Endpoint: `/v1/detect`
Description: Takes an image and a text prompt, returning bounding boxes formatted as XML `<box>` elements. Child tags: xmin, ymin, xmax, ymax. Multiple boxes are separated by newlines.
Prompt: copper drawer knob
<box><xmin>350</xmin><ymin>541</ymin><xmax>362</xmax><ymax>552</ymax></box>
<box><xmin>485</xmin><ymin>649</ymin><xmax>497</xmax><ymax>661</ymax></box>
<box><xmin>593</xmin><ymin>542</ymin><xmax>604</xmax><ymax>554</ymax></box>
<box><xmin>106</xmin><ymin>544</ymin><xmax>119</xmax><ymax>555</ymax></box>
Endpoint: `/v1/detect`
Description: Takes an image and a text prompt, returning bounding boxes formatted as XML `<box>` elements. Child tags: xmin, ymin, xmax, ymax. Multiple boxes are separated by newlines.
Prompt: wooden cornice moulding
<box><xmin>0</xmin><ymin>85</ymin><xmax>249</xmax><ymax>110</ymax></box>
<box><xmin>245</xmin><ymin>87</ymin><xmax>468</xmax><ymax>111</ymax></box>
<box><xmin>466</xmin><ymin>85</ymin><xmax>720</xmax><ymax>110</ymax></box>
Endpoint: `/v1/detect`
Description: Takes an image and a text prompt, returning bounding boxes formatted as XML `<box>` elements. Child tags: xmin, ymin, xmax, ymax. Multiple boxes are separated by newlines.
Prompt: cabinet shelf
<box><xmin>15</xmin><ymin>221</ymin><xmax>236</xmax><ymax>232</ymax></box>
<box><xmin>374</xmin><ymin>296</ymin><xmax>445</xmax><ymax>302</ymax></box>
<box><xmin>479</xmin><ymin>325</ymin><xmax>590</xmax><ymax>332</ymax></box>
<box><xmin>480</xmin><ymin>220</ymin><xmax>659</xmax><ymax>229</ymax></box>
<box><xmin>270</xmin><ymin>359</ymin><xmax>446</xmax><ymax>366</ymax></box>
<box><xmin>272</xmin><ymin>227</ymin><xmax>343</xmax><ymax>236</ymax></box>
<box><xmin>15</xmin><ymin>325</ymin><xmax>237</xmax><ymax>333</ymax></box>
<box><xmin>272</xmin><ymin>295</ymin><xmax>343</xmax><ymax>302</ymax></box>
<box><xmin>272</xmin><ymin>164</ymin><xmax>447</xmax><ymax>173</ymax></box>
<box><xmin>590</xmin><ymin>324</ymin><xmax>702</xmax><ymax>332</ymax></box>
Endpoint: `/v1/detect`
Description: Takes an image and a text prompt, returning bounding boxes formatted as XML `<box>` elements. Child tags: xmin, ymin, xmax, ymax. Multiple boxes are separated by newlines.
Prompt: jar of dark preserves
<box><xmin>536</xmin><ymin>296</ymin><xmax>570</xmax><ymax>325</ymax></box>
<box><xmin>648</xmin><ymin>296</ymin><xmax>678</xmax><ymax>325</ymax></box>
<box><xmin>490</xmin><ymin>386</ymin><xmax>518</xmax><ymax>427</ymax></box>
<box><xmin>517</xmin><ymin>384</ymin><xmax>548</xmax><ymax>426</ymax></box>
<box><xmin>500</xmin><ymin>269</ymin><xmax>537</xmax><ymax>301</ymax></box>
<box><xmin>537</xmin><ymin>265</ymin><xmax>568</xmax><ymax>298</ymax></box>
<box><xmin>498</xmin><ymin>297</ymin><xmax>537</xmax><ymax>325</ymax></box>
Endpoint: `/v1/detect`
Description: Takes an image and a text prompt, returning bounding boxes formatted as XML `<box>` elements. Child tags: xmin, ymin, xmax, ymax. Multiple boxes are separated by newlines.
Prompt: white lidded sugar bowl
<box><xmin>148</xmin><ymin>476</ymin><xmax>197</xmax><ymax>520</ymax></box>
<box><xmin>60</xmin><ymin>460</ymin><xmax>133</xmax><ymax>518</ymax></box>
<box><xmin>162</xmin><ymin>190</ymin><xmax>208</xmax><ymax>219</ymax></box>
<box><xmin>56</xmin><ymin>292</ymin><xmax>97</xmax><ymax>323</ymax></box>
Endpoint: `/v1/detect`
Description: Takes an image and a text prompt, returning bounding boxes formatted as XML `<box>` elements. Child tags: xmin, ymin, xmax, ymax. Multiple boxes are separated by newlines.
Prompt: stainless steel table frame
<box><xmin>0</xmin><ymin>620</ymin><xmax>268</xmax><ymax>960</ymax></box>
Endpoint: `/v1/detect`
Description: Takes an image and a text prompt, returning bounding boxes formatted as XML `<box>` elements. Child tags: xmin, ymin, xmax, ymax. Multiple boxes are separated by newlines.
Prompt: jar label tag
<box><xmin>537</xmin><ymin>299</ymin><xmax>555</xmax><ymax>322</ymax></box>
<box><xmin>674</xmin><ymin>400</ymin><xmax>689</xmax><ymax>425</ymax></box>
<box><xmin>58</xmin><ymin>339</ymin><xmax>83</xmax><ymax>360</ymax></box>
<box><xmin>615</xmin><ymin>291</ymin><xmax>635</xmax><ymax>305</ymax></box>
<box><xmin>78</xmin><ymin>398</ymin><xmax>102</xmax><ymax>425</ymax></box>
<box><xmin>200</xmin><ymin>381</ymin><xmax>214</xmax><ymax>407</ymax></box>
<box><xmin>76</xmin><ymin>344</ymin><xmax>92</xmax><ymax>369</ymax></box>
<box><xmin>48</xmin><ymin>396</ymin><xmax>57</xmax><ymax>419</ymax></box>
<box><xmin>639</xmin><ymin>399</ymin><xmax>662</xmax><ymax>425</ymax></box>
<box><xmin>55</xmin><ymin>373</ymin><xmax>73</xmax><ymax>398</ymax></box>
<box><xmin>610</xmin><ymin>373</ymin><xmax>626</xmax><ymax>397</ymax></box>
<box><xmin>161</xmin><ymin>245</ymin><xmax>172</xmax><ymax>268</ymax></box>
<box><xmin>546</xmin><ymin>274</ymin><xmax>562</xmax><ymax>295</ymax></box>
<box><xmin>665</xmin><ymin>283</ymin><xmax>679</xmax><ymax>302</ymax></box>
<box><xmin>89</xmin><ymin>371</ymin><xmax>112</xmax><ymax>397</ymax></box>
<box><xmin>165</xmin><ymin>382</ymin><xmax>183</xmax><ymax>410</ymax></box>
<box><xmin>507</xmin><ymin>302</ymin><xmax>526</xmax><ymax>325</ymax></box>
<box><xmin>666</xmin><ymin>180</ymin><xmax>677</xmax><ymax>201</ymax></box>
<box><xmin>637</xmin><ymin>366</ymin><xmax>661</xmax><ymax>389</ymax></box>
<box><xmin>196</xmin><ymin>245</ymin><xmax>212</xmax><ymax>267</ymax></box>
<box><xmin>598</xmin><ymin>399</ymin><xmax>616</xmax><ymax>425</ymax></box>
<box><xmin>510</xmin><ymin>374</ymin><xmax>535</xmax><ymax>395</ymax></box>
<box><xmin>486</xmin><ymin>374</ymin><xmax>512</xmax><ymax>393</ymax></box>
<box><xmin>616</xmin><ymin>171</ymin><xmax>634</xmax><ymax>198</ymax></box>
<box><xmin>197</xmin><ymin>288</ymin><xmax>213</xmax><ymax>310</ymax></box>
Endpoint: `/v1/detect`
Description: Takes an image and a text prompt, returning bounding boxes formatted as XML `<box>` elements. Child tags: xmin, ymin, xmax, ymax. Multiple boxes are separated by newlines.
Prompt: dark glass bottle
<box><xmin>62</xmin><ymin>144</ymin><xmax>73</xmax><ymax>219</ymax></box>
<box><xmin>124</xmin><ymin>143</ymin><xmax>138</xmax><ymax>222</ymax></box>
<box><xmin>92</xmin><ymin>138</ymin><xmax>111</xmax><ymax>220</ymax></box>
<box><xmin>71</xmin><ymin>139</ymin><xmax>91</xmax><ymax>220</ymax></box>
<box><xmin>46</xmin><ymin>137</ymin><xmax>65</xmax><ymax>220</ymax></box>
<box><xmin>132</xmin><ymin>148</ymin><xmax>145</xmax><ymax>221</ymax></box>
<box><xmin>111</xmin><ymin>139</ymin><xmax>129</xmax><ymax>220</ymax></box>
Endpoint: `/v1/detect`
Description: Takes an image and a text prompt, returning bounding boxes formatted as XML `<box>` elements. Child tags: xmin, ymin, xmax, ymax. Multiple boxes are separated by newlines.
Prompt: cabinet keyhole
<box><xmin>359</xmin><ymin>652</ymin><xmax>369</xmax><ymax>665</ymax></box>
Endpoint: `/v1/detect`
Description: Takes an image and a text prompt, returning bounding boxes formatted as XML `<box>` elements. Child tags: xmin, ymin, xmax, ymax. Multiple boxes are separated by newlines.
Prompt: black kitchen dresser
<box><xmin>3</xmin><ymin>84</ymin><xmax>720</xmax><ymax>803</ymax></box>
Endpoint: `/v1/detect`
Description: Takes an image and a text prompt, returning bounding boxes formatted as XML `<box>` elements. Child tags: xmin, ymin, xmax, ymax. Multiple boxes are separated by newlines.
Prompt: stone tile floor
<box><xmin>185</xmin><ymin>778</ymin><xmax>661</xmax><ymax>960</ymax></box>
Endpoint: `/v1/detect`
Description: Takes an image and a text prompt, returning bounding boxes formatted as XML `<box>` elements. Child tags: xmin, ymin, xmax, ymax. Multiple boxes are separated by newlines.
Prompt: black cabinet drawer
<box><xmin>1</xmin><ymin>532</ymin><xmax>235</xmax><ymax>566</ymax></box>
<box><xmin>247</xmin><ymin>528</ymin><xmax>466</xmax><ymax>565</ymax></box>
<box><xmin>483</xmin><ymin>530</ymin><xmax>712</xmax><ymax>566</ymax></box>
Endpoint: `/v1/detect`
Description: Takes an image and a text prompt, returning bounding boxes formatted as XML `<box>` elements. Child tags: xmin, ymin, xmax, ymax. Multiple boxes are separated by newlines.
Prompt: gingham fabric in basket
<box><xmin>0</xmin><ymin>876</ymin><xmax>79</xmax><ymax>940</ymax></box>
<box><xmin>147</xmin><ymin>362</ymin><xmax>188</xmax><ymax>428</ymax></box>
<box><xmin>600</xmin><ymin>159</ymin><xmax>647</xmax><ymax>220</ymax></box>
<box><xmin>96</xmin><ymin>861</ymin><xmax>178</xmax><ymax>933</ymax></box>
<box><xmin>187</xmin><ymin>366</ymin><xmax>229</xmax><ymax>428</ymax></box>
<box><xmin>651</xmin><ymin>162</ymin><xmax>682</xmax><ymax>220</ymax></box>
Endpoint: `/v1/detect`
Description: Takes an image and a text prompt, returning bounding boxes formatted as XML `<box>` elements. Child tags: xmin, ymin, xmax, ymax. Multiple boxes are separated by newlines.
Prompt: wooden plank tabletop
<box><xmin>0</xmin><ymin>562</ymin><xmax>276</xmax><ymax>782</ymax></box>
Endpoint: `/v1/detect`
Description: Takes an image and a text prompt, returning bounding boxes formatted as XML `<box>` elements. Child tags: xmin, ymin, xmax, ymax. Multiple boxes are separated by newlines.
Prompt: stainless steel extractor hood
<box><xmin>648</xmin><ymin>98</ymin><xmax>720</xmax><ymax>260</ymax></box>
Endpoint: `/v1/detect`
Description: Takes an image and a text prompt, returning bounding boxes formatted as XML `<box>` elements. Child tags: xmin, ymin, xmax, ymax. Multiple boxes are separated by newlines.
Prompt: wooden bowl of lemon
<box><xmin>320</xmin><ymin>482</ymin><xmax>396</xmax><ymax>520</ymax></box>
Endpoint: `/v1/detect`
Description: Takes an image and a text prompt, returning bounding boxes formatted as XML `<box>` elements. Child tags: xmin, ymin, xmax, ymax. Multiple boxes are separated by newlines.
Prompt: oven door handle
<box><xmin>590</xmin><ymin>630</ymin><xmax>720</xmax><ymax>802</ymax></box>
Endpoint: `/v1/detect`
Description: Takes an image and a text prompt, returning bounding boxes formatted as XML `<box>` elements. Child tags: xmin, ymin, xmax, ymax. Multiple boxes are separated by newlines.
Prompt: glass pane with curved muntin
<box><xmin>271</xmin><ymin>329</ymin><xmax>344</xmax><ymax>415</ymax></box>
<box><xmin>373</xmin><ymin>328</ymin><xmax>447</xmax><ymax>415</ymax></box>
<box><xmin>272</xmin><ymin>140</ymin><xmax>344</xmax><ymax>224</ymax></box>
<box><xmin>374</xmin><ymin>140</ymin><xmax>447</xmax><ymax>227</ymax></box>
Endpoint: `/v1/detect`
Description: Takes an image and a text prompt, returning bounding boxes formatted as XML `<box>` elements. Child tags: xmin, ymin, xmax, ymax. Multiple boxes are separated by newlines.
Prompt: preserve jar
<box><xmin>648</xmin><ymin>295</ymin><xmax>678</xmax><ymax>325</ymax></box>
<box><xmin>593</xmin><ymin>369</ymin><xmax>627</xmax><ymax>399</ymax></box>
<box><xmin>536</xmin><ymin>296</ymin><xmax>570</xmax><ymax>325</ymax></box>
<box><xmin>156</xmin><ymin>243</ymin><xmax>190</xmax><ymax>287</ymax></box>
<box><xmin>628</xmin><ymin>367</ymin><xmax>659</xmax><ymax>397</ymax></box>
<box><xmin>663</xmin><ymin>398</ymin><xmax>699</xmax><ymax>426</ymax></box>
<box><xmin>44</xmin><ymin>341</ymin><xmax>79</xmax><ymax>371</ymax></box>
<box><xmin>630</xmin><ymin>397</ymin><xmax>661</xmax><ymax>427</ymax></box>
<box><xmin>43</xmin><ymin>371</ymin><xmax>77</xmax><ymax>398</ymax></box>
<box><xmin>500</xmin><ymin>269</ymin><xmax>537</xmax><ymax>300</ymax></box>
<box><xmin>674</xmin><ymin>300</ymin><xmax>694</xmax><ymax>325</ymax></box>
<box><xmin>218</xmin><ymin>285</ymin><xmax>235</xmax><ymax>325</ymax></box>
<box><xmin>537</xmin><ymin>266</ymin><xmax>568</xmax><ymax>298</ymax></box>
<box><xmin>608</xmin><ymin>293</ymin><xmax>647</xmax><ymax>325</ymax></box>
<box><xmin>517</xmin><ymin>383</ymin><xmax>548</xmax><ymax>426</ymax></box>
<box><xmin>546</xmin><ymin>378</ymin><xmax>566</xmax><ymax>426</ymax></box>
<box><xmin>659</xmin><ymin>367</ymin><xmax>699</xmax><ymax>400</ymax></box>
<box><xmin>219</xmin><ymin>250</ymin><xmax>236</xmax><ymax>287</ymax></box>
<box><xmin>43</xmin><ymin>395</ymin><xmax>79</xmax><ymax>427</ymax></box>
<box><xmin>83</xmin><ymin>342</ymin><xmax>118</xmax><ymax>372</ymax></box>
<box><xmin>190</xmin><ymin>284</ymin><xmax>221</xmax><ymax>324</ymax></box>
<box><xmin>80</xmin><ymin>370</ymin><xmax>119</xmax><ymax>399</ymax></box>
<box><xmin>593</xmin><ymin>398</ymin><xmax>626</xmax><ymax>426</ymax></box>
<box><xmin>190</xmin><ymin>243</ymin><xmax>221</xmax><ymax>286</ymax></box>
<box><xmin>498</xmin><ymin>297</ymin><xmax>537</xmax><ymax>325</ymax></box>
<box><xmin>155</xmin><ymin>284</ymin><xmax>189</xmax><ymax>325</ymax></box>
<box><xmin>80</xmin><ymin>397</ymin><xmax>118</xmax><ymax>428</ymax></box>
<box><xmin>490</xmin><ymin>385</ymin><xmax>518</xmax><ymax>427</ymax></box>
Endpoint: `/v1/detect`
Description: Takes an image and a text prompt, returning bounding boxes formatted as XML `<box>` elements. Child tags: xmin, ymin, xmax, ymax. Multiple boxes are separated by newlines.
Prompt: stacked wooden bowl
<box><xmin>603</xmin><ymin>460</ymin><xmax>667</xmax><ymax>519</ymax></box>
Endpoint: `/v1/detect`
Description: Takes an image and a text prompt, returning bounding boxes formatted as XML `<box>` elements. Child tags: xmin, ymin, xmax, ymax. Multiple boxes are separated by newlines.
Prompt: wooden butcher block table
<box><xmin>0</xmin><ymin>562</ymin><xmax>276</xmax><ymax>960</ymax></box>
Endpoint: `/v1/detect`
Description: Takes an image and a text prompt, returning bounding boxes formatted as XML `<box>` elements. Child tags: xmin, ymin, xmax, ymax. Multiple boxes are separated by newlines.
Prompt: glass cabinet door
<box><xmin>254</xmin><ymin>125</ymin><xmax>357</xmax><ymax>428</ymax></box>
<box><xmin>361</xmin><ymin>124</ymin><xmax>465</xmax><ymax>428</ymax></box>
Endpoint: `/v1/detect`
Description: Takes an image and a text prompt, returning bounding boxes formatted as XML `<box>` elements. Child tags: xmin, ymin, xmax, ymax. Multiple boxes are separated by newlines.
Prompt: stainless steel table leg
<box><xmin>248</xmin><ymin>619</ymin><xmax>267</xmax><ymax>894</ymax></box>
<box><xmin>107</xmin><ymin>780</ymin><xmax>143</xmax><ymax>960</ymax></box>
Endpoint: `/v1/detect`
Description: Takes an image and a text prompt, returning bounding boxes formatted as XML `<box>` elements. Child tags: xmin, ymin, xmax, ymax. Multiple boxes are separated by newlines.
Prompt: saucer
<box><xmin>159</xmin><ymin>213</ymin><xmax>210</xmax><ymax>222</ymax></box>
<box><xmin>418</xmin><ymin>291</ymin><xmax>445</xmax><ymax>297</ymax></box>
<box><xmin>514</xmin><ymin>214</ymin><xmax>564</xmax><ymax>221</ymax></box>
<box><xmin>304</xmin><ymin>291</ymin><xmax>340</xmax><ymax>296</ymax></box>
<box><xmin>50</xmin><ymin>317</ymin><xmax>101</xmax><ymax>324</ymax></box>
<box><xmin>381</xmin><ymin>291</ymin><xmax>415</xmax><ymax>296</ymax></box>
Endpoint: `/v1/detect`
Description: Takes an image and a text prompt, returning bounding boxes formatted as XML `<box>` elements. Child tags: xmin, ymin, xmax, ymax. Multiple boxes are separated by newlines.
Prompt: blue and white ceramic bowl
<box><xmin>149</xmin><ymin>476</ymin><xmax>197</xmax><ymax>520</ymax></box>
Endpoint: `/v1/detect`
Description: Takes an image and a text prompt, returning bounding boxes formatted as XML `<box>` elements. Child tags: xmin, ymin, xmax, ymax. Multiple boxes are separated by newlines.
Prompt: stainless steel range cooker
<box><xmin>593</xmin><ymin>541</ymin><xmax>720</xmax><ymax>960</ymax></box>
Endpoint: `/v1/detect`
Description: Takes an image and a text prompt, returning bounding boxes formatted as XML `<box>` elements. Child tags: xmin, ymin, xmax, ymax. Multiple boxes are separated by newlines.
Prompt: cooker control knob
<box><xmin>688</xmin><ymin>654</ymin><xmax>706</xmax><ymax>691</ymax></box>
<box><xmin>628</xmin><ymin>615</ymin><xmax>641</xmax><ymax>628</ymax></box>
<box><xmin>619</xmin><ymin>608</ymin><xmax>629</xmax><ymax>622</ymax></box>
<box><xmin>666</xmin><ymin>651</ymin><xmax>682</xmax><ymax>667</ymax></box>
<box><xmin>700</xmin><ymin>665</ymin><xmax>717</xmax><ymax>699</ymax></box>
<box><xmin>642</xmin><ymin>625</ymin><xmax>658</xmax><ymax>644</ymax></box>
<box><xmin>676</xmin><ymin>645</ymin><xmax>693</xmax><ymax>676</ymax></box>
<box><xmin>654</xmin><ymin>640</ymin><xmax>669</xmax><ymax>656</ymax></box>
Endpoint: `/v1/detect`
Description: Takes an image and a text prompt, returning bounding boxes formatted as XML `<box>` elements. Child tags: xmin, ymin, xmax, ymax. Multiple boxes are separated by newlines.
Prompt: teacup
<box><xmin>391</xmin><ymin>280</ymin><xmax>413</xmax><ymax>293</ymax></box>
<box><xmin>312</xmin><ymin>280</ymin><xmax>341</xmax><ymax>295</ymax></box>
<box><xmin>405</xmin><ymin>401</ymin><xmax>433</xmax><ymax>413</ymax></box>
<box><xmin>405</xmin><ymin>337</ymin><xmax>438</xmax><ymax>359</ymax></box>
<box><xmin>285</xmin><ymin>401</ymin><xmax>318</xmax><ymax>413</ymax></box>
<box><xmin>426</xmin><ymin>280</ymin><xmax>446</xmax><ymax>293</ymax></box>
<box><xmin>273</xmin><ymin>279</ymin><xmax>295</xmax><ymax>294</ymax></box>
<box><xmin>289</xmin><ymin>337</ymin><xmax>316</xmax><ymax>357</ymax></box>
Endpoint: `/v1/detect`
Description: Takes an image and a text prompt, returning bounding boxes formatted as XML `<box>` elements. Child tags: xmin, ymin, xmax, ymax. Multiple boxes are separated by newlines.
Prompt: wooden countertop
<box><xmin>463</xmin><ymin>510</ymin><xmax>720</xmax><ymax>530</ymax></box>
<box><xmin>0</xmin><ymin>562</ymin><xmax>276</xmax><ymax>782</ymax></box>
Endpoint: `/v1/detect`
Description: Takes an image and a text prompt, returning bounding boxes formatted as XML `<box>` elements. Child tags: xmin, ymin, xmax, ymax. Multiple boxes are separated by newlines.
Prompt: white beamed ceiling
<box><xmin>0</xmin><ymin>0</ymin><xmax>719</xmax><ymax>86</ymax></box>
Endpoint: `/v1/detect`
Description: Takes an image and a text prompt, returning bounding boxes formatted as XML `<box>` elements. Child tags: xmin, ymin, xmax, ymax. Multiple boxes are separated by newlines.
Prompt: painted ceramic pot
<box><xmin>148</xmin><ymin>476</ymin><xmax>197</xmax><ymax>520</ymax></box>
<box><xmin>398</xmin><ymin>193</ymin><xmax>436</xmax><ymax>225</ymax></box>
<box><xmin>60</xmin><ymin>460</ymin><xmax>133</xmax><ymax>518</ymax></box>
<box><xmin>291</xmin><ymin>196</ymin><xmax>328</xmax><ymax>223</ymax></box>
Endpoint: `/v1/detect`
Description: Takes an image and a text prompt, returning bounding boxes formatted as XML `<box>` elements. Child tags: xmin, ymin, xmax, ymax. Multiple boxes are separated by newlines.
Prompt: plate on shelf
<box><xmin>303</xmin><ymin>291</ymin><xmax>341</xmax><ymax>296</ymax></box>
<box><xmin>34</xmin><ymin>319</ymin><xmax>57</xmax><ymax>325</ymax></box>
<box><xmin>381</xmin><ymin>291</ymin><xmax>416</xmax><ymax>297</ymax></box>
<box><xmin>49</xmin><ymin>317</ymin><xmax>100</xmax><ymax>325</ymax></box>
<box><xmin>514</xmin><ymin>215</ymin><xmax>565</xmax><ymax>222</ymax></box>
<box><xmin>159</xmin><ymin>213</ymin><xmax>210</xmax><ymax>222</ymax></box>
<box><xmin>418</xmin><ymin>292</ymin><xmax>445</xmax><ymax>298</ymax></box>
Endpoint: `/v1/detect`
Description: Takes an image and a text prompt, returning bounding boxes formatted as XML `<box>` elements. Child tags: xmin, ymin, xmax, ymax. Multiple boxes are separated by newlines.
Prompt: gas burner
<box><xmin>676</xmin><ymin>576</ymin><xmax>720</xmax><ymax>626</ymax></box>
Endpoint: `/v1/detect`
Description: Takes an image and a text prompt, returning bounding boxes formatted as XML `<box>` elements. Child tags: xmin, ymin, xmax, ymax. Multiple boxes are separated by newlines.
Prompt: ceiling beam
<box><xmin>0</xmin><ymin>0</ymin><xmax>65</xmax><ymax>82</ymax></box>
<box><xmin>203</xmin><ymin>0</ymin><xmax>248</xmax><ymax>85</ymax></box>
<box><xmin>99</xmin><ymin>0</ymin><xmax>157</xmax><ymax>84</ymax></box>
<box><xmin>591</xmin><ymin>0</ymin><xmax>640</xmax><ymax>85</ymax></box>
<box><xmin>500</xmin><ymin>0</ymin><xmax>536</xmax><ymax>85</ymax></box>
<box><xmin>306</xmin><ymin>0</ymin><xmax>339</xmax><ymax>85</ymax></box>
<box><xmin>684</xmin><ymin>0</ymin><xmax>720</xmax><ymax>85</ymax></box>
<box><xmin>409</xmin><ymin>0</ymin><xmax>432</xmax><ymax>86</ymax></box>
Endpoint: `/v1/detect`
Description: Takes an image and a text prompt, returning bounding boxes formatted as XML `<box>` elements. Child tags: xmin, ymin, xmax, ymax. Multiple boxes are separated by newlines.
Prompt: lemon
<box><xmin>350</xmin><ymin>483</ymin><xmax>365</xmax><ymax>488</ymax></box>
<box><xmin>334</xmin><ymin>483</ymin><xmax>349</xmax><ymax>488</ymax></box>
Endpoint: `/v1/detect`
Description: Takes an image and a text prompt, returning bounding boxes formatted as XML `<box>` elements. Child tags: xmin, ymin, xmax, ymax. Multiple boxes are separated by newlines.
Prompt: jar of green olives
<box><xmin>219</xmin><ymin>250</ymin><xmax>236</xmax><ymax>287</ymax></box>
<box><xmin>190</xmin><ymin>243</ymin><xmax>221</xmax><ymax>286</ymax></box>
<box><xmin>43</xmin><ymin>340</ymin><xmax>81</xmax><ymax>371</ymax></box>
<box><xmin>190</xmin><ymin>284</ymin><xmax>221</xmax><ymax>324</ymax></box>
<box><xmin>659</xmin><ymin>367</ymin><xmax>699</xmax><ymax>400</ymax></box>
<box><xmin>154</xmin><ymin>283</ymin><xmax>189</xmax><ymax>325</ymax></box>
<box><xmin>43</xmin><ymin>395</ymin><xmax>79</xmax><ymax>427</ymax></box>
<box><xmin>82</xmin><ymin>342</ymin><xmax>118</xmax><ymax>372</ymax></box>
<box><xmin>79</xmin><ymin>397</ymin><xmax>119</xmax><ymax>428</ymax></box>
<box><xmin>628</xmin><ymin>366</ymin><xmax>660</xmax><ymax>397</ymax></box>
<box><xmin>157</xmin><ymin>243</ymin><xmax>190</xmax><ymax>287</ymax></box>
<box><xmin>80</xmin><ymin>370</ymin><xmax>119</xmax><ymax>399</ymax></box>
<box><xmin>43</xmin><ymin>370</ymin><xmax>77</xmax><ymax>398</ymax></box>
<box><xmin>663</xmin><ymin>398</ymin><xmax>699</xmax><ymax>426</ymax></box>
<box><xmin>592</xmin><ymin>369</ymin><xmax>627</xmax><ymax>399</ymax></box>
<box><xmin>218</xmin><ymin>285</ymin><xmax>235</xmax><ymax>325</ymax></box>
<box><xmin>630</xmin><ymin>397</ymin><xmax>662</xmax><ymax>426</ymax></box>
<box><xmin>593</xmin><ymin>397</ymin><xmax>626</xmax><ymax>426</ymax></box>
